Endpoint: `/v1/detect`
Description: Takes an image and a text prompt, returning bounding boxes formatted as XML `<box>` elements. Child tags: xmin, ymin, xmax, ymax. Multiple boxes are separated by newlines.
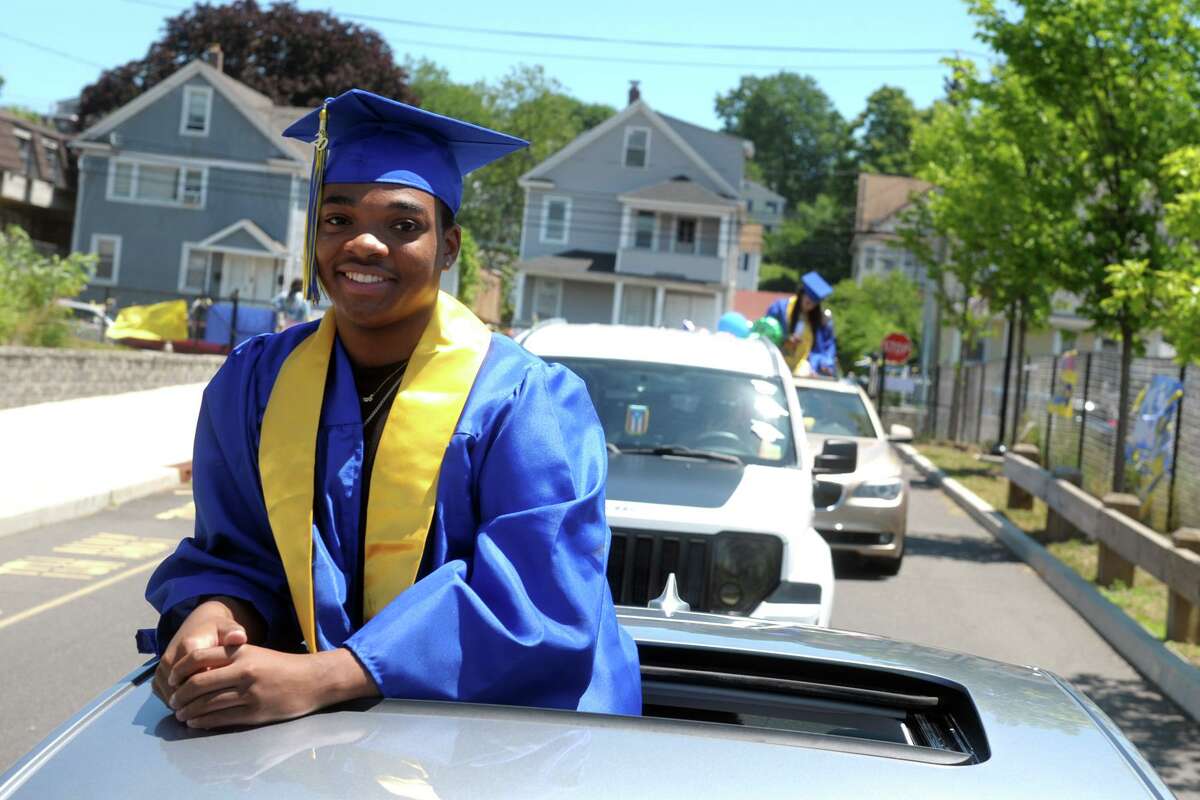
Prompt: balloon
<box><xmin>750</xmin><ymin>315</ymin><xmax>784</xmax><ymax>346</ymax></box>
<box><xmin>716</xmin><ymin>311</ymin><xmax>751</xmax><ymax>338</ymax></box>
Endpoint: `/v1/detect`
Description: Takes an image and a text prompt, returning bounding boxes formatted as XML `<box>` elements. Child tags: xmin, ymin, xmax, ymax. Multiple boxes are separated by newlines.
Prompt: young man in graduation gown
<box><xmin>137</xmin><ymin>90</ymin><xmax>642</xmax><ymax>729</ymax></box>
<box><xmin>766</xmin><ymin>271</ymin><xmax>838</xmax><ymax>377</ymax></box>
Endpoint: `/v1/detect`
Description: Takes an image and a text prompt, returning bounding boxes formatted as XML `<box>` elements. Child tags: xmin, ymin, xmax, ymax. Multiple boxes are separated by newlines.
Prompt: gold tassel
<box><xmin>301</xmin><ymin>102</ymin><xmax>330</xmax><ymax>303</ymax></box>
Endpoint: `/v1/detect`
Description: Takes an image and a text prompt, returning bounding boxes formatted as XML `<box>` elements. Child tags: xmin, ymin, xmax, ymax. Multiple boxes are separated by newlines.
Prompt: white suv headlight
<box><xmin>851</xmin><ymin>479</ymin><xmax>904</xmax><ymax>500</ymax></box>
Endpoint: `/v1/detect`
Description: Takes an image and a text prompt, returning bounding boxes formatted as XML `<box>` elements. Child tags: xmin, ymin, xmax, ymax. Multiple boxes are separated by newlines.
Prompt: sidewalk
<box><xmin>0</xmin><ymin>384</ymin><xmax>205</xmax><ymax>538</ymax></box>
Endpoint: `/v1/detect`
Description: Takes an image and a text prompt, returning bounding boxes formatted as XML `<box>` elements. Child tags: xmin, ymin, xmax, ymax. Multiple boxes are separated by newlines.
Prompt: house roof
<box><xmin>518</xmin><ymin>250</ymin><xmax>617</xmax><ymax>278</ymax></box>
<box><xmin>855</xmin><ymin>173</ymin><xmax>933</xmax><ymax>233</ymax></box>
<box><xmin>620</xmin><ymin>177</ymin><xmax>739</xmax><ymax>208</ymax></box>
<box><xmin>518</xmin><ymin>99</ymin><xmax>742</xmax><ymax>198</ymax></box>
<box><xmin>0</xmin><ymin>111</ymin><xmax>75</xmax><ymax>188</ymax></box>
<box><xmin>741</xmin><ymin>178</ymin><xmax>785</xmax><ymax>203</ymax></box>
<box><xmin>76</xmin><ymin>60</ymin><xmax>309</xmax><ymax>165</ymax></box>
<box><xmin>657</xmin><ymin>112</ymin><xmax>748</xmax><ymax>190</ymax></box>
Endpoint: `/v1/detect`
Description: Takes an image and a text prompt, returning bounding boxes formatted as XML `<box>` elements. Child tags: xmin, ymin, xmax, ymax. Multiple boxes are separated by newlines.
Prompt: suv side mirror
<box><xmin>813</xmin><ymin>439</ymin><xmax>858</xmax><ymax>475</ymax></box>
<box><xmin>888</xmin><ymin>424</ymin><xmax>914</xmax><ymax>443</ymax></box>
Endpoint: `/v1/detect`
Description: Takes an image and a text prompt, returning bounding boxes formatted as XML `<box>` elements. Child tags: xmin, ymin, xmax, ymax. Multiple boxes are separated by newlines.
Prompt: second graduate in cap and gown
<box><xmin>767</xmin><ymin>271</ymin><xmax>838</xmax><ymax>377</ymax></box>
<box><xmin>139</xmin><ymin>90</ymin><xmax>642</xmax><ymax>726</ymax></box>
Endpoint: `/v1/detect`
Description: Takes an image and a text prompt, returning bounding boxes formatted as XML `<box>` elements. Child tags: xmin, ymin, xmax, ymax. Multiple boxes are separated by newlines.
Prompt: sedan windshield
<box><xmin>548</xmin><ymin>357</ymin><xmax>796</xmax><ymax>467</ymax></box>
<box><xmin>796</xmin><ymin>386</ymin><xmax>878</xmax><ymax>439</ymax></box>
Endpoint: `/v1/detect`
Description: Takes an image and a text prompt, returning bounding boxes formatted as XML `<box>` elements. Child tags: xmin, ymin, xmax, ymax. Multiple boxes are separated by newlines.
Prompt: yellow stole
<box><xmin>258</xmin><ymin>291</ymin><xmax>491</xmax><ymax>652</ymax></box>
<box><xmin>784</xmin><ymin>296</ymin><xmax>813</xmax><ymax>376</ymax></box>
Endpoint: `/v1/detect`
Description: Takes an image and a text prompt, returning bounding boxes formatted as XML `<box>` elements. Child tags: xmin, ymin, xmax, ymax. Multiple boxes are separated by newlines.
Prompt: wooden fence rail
<box><xmin>1004</xmin><ymin>452</ymin><xmax>1200</xmax><ymax>643</ymax></box>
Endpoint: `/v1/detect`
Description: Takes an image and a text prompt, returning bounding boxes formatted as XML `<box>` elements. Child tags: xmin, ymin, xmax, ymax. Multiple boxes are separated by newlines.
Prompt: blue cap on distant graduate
<box><xmin>282</xmin><ymin>89</ymin><xmax>528</xmax><ymax>300</ymax></box>
<box><xmin>801</xmin><ymin>271</ymin><xmax>833</xmax><ymax>303</ymax></box>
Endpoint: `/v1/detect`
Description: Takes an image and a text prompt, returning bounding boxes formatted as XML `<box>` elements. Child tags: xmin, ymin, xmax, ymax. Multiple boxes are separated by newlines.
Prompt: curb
<box><xmin>896</xmin><ymin>443</ymin><xmax>1200</xmax><ymax>724</ymax></box>
<box><xmin>0</xmin><ymin>463</ymin><xmax>189</xmax><ymax>541</ymax></box>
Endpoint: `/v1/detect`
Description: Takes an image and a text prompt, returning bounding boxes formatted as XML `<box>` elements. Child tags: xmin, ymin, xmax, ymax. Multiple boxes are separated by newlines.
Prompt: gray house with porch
<box><xmin>514</xmin><ymin>89</ymin><xmax>761</xmax><ymax>330</ymax></box>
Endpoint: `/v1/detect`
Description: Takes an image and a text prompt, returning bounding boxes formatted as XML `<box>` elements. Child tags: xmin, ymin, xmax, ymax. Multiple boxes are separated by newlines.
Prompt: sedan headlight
<box><xmin>851</xmin><ymin>479</ymin><xmax>904</xmax><ymax>500</ymax></box>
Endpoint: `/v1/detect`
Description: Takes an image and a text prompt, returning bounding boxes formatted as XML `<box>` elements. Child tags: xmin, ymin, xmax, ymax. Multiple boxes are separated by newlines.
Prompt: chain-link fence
<box><xmin>910</xmin><ymin>354</ymin><xmax>1196</xmax><ymax>534</ymax></box>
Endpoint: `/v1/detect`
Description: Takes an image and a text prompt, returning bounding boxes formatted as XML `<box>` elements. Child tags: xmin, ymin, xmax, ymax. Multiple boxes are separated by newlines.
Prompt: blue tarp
<box><xmin>204</xmin><ymin>303</ymin><xmax>275</xmax><ymax>348</ymax></box>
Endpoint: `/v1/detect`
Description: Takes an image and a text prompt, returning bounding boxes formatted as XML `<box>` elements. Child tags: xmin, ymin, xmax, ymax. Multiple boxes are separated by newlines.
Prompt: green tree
<box><xmin>825</xmin><ymin>273</ymin><xmax>923</xmax><ymax>373</ymax></box>
<box><xmin>715</xmin><ymin>72</ymin><xmax>850</xmax><ymax>208</ymax></box>
<box><xmin>761</xmin><ymin>194</ymin><xmax>853</xmax><ymax>284</ymax></box>
<box><xmin>0</xmin><ymin>226</ymin><xmax>94</xmax><ymax>346</ymax></box>
<box><xmin>455</xmin><ymin>227</ymin><xmax>482</xmax><ymax>308</ymax></box>
<box><xmin>1104</xmin><ymin>146</ymin><xmax>1200</xmax><ymax>365</ymax></box>
<box><xmin>78</xmin><ymin>0</ymin><xmax>413</xmax><ymax>130</ymax></box>
<box><xmin>851</xmin><ymin>85</ymin><xmax>924</xmax><ymax>176</ymax></box>
<box><xmin>969</xmin><ymin>0</ymin><xmax>1200</xmax><ymax>491</ymax></box>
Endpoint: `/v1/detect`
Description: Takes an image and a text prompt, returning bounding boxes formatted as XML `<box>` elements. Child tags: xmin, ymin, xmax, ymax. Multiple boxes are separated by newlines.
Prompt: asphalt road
<box><xmin>833</xmin><ymin>465</ymin><xmax>1200</xmax><ymax>799</ymax></box>
<box><xmin>1</xmin><ymin>474</ymin><xmax>1197</xmax><ymax>797</ymax></box>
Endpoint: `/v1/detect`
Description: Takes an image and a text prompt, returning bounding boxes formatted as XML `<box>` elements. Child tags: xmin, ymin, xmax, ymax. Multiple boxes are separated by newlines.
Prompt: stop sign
<box><xmin>882</xmin><ymin>332</ymin><xmax>913</xmax><ymax>364</ymax></box>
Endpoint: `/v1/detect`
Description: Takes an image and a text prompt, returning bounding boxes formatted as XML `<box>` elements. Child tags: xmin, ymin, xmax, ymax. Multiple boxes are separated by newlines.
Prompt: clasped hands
<box><xmin>151</xmin><ymin>597</ymin><xmax>378</xmax><ymax>730</ymax></box>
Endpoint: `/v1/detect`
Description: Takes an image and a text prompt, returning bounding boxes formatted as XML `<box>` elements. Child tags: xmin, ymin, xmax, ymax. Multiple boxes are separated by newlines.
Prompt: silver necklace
<box><xmin>360</xmin><ymin>362</ymin><xmax>408</xmax><ymax>404</ymax></box>
<box><xmin>362</xmin><ymin>375</ymin><xmax>404</xmax><ymax>427</ymax></box>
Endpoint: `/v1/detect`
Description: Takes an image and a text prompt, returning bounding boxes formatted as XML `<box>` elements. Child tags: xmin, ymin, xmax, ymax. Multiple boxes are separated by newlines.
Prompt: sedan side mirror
<box><xmin>813</xmin><ymin>439</ymin><xmax>858</xmax><ymax>475</ymax></box>
<box><xmin>888</xmin><ymin>424</ymin><xmax>914</xmax><ymax>443</ymax></box>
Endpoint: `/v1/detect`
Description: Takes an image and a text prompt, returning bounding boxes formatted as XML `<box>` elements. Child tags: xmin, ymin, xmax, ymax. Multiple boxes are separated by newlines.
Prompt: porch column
<box><xmin>619</xmin><ymin>206</ymin><xmax>632</xmax><ymax>249</ymax></box>
<box><xmin>513</xmin><ymin>271</ymin><xmax>526</xmax><ymax>324</ymax></box>
<box><xmin>653</xmin><ymin>285</ymin><xmax>666</xmax><ymax>326</ymax></box>
<box><xmin>611</xmin><ymin>280</ymin><xmax>624</xmax><ymax>325</ymax></box>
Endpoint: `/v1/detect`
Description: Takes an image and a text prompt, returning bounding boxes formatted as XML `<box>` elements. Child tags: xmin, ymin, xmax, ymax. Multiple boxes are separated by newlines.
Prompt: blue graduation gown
<box><xmin>766</xmin><ymin>297</ymin><xmax>837</xmax><ymax>375</ymax></box>
<box><xmin>141</xmin><ymin>322</ymin><xmax>642</xmax><ymax>715</ymax></box>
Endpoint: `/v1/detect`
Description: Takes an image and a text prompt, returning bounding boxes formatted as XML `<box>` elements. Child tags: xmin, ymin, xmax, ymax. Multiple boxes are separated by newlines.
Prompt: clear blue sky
<box><xmin>2</xmin><ymin>0</ymin><xmax>995</xmax><ymax>130</ymax></box>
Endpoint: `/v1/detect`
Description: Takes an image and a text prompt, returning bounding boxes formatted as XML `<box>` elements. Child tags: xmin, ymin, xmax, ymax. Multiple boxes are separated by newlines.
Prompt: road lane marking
<box><xmin>156</xmin><ymin>500</ymin><xmax>195</xmax><ymax>521</ymax></box>
<box><xmin>54</xmin><ymin>533</ymin><xmax>175</xmax><ymax>560</ymax></box>
<box><xmin>0</xmin><ymin>559</ymin><xmax>159</xmax><ymax>632</ymax></box>
<box><xmin>0</xmin><ymin>556</ymin><xmax>127</xmax><ymax>580</ymax></box>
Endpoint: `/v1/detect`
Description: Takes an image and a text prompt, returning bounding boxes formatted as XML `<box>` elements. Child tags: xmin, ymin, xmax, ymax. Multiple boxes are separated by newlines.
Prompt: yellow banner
<box><xmin>106</xmin><ymin>300</ymin><xmax>189</xmax><ymax>342</ymax></box>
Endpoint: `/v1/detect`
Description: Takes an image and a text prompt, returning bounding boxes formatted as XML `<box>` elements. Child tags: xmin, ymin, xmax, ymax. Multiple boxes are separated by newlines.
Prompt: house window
<box><xmin>623</xmin><ymin>127</ymin><xmax>650</xmax><ymax>168</ymax></box>
<box><xmin>746</xmin><ymin>199</ymin><xmax>754</xmax><ymax>212</ymax></box>
<box><xmin>531</xmin><ymin>277</ymin><xmax>562</xmax><ymax>319</ymax></box>
<box><xmin>182</xmin><ymin>168</ymin><xmax>205</xmax><ymax>206</ymax></box>
<box><xmin>108</xmin><ymin>159</ymin><xmax>206</xmax><ymax>209</ymax></box>
<box><xmin>765</xmin><ymin>201</ymin><xmax>779</xmax><ymax>215</ymax></box>
<box><xmin>43</xmin><ymin>141</ymin><xmax>61</xmax><ymax>184</ymax></box>
<box><xmin>180</xmin><ymin>246</ymin><xmax>224</xmax><ymax>294</ymax></box>
<box><xmin>740</xmin><ymin>253</ymin><xmax>751</xmax><ymax>272</ymax></box>
<box><xmin>634</xmin><ymin>210</ymin><xmax>655</xmax><ymax>249</ymax></box>
<box><xmin>763</xmin><ymin>224</ymin><xmax>773</xmax><ymax>235</ymax></box>
<box><xmin>90</xmin><ymin>234</ymin><xmax>121</xmax><ymax>284</ymax></box>
<box><xmin>540</xmin><ymin>196</ymin><xmax>570</xmax><ymax>244</ymax></box>
<box><xmin>698</xmin><ymin>218</ymin><xmax>719</xmax><ymax>256</ymax></box>
<box><xmin>675</xmin><ymin>217</ymin><xmax>697</xmax><ymax>254</ymax></box>
<box><xmin>14</xmin><ymin>130</ymin><xmax>35</xmax><ymax>176</ymax></box>
<box><xmin>181</xmin><ymin>86</ymin><xmax>213</xmax><ymax>136</ymax></box>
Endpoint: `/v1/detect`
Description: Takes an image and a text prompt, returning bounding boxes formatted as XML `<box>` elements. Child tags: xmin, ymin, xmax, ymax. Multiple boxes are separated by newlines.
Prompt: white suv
<box><xmin>520</xmin><ymin>322</ymin><xmax>834</xmax><ymax>627</ymax></box>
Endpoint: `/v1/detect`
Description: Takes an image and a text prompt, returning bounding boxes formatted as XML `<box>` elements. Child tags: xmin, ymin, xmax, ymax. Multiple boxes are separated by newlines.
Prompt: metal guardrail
<box><xmin>1004</xmin><ymin>451</ymin><xmax>1200</xmax><ymax>644</ymax></box>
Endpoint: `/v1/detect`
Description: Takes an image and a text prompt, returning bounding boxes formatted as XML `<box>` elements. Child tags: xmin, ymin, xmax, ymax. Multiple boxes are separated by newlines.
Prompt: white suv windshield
<box><xmin>796</xmin><ymin>386</ymin><xmax>879</xmax><ymax>439</ymax></box>
<box><xmin>548</xmin><ymin>357</ymin><xmax>797</xmax><ymax>467</ymax></box>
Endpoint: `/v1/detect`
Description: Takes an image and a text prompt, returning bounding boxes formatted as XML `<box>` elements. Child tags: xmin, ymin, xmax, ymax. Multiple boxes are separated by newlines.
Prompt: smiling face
<box><xmin>315</xmin><ymin>183</ymin><xmax>460</xmax><ymax>336</ymax></box>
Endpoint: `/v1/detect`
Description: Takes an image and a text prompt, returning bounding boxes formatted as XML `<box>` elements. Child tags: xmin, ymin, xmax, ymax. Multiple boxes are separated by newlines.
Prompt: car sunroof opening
<box><xmin>637</xmin><ymin>644</ymin><xmax>990</xmax><ymax>766</ymax></box>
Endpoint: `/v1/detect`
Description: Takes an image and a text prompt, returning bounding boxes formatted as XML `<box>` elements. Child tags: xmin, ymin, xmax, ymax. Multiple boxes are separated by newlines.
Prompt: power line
<box><xmin>0</xmin><ymin>32</ymin><xmax>108</xmax><ymax>70</ymax></box>
<box><xmin>119</xmin><ymin>0</ymin><xmax>991</xmax><ymax>60</ymax></box>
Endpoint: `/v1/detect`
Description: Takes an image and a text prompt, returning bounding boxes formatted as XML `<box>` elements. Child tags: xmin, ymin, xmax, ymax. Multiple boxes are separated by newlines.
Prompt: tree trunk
<box><xmin>1112</xmin><ymin>314</ymin><xmax>1134</xmax><ymax>494</ymax></box>
<box><xmin>1011</xmin><ymin>302</ymin><xmax>1028</xmax><ymax>447</ymax></box>
<box><xmin>996</xmin><ymin>306</ymin><xmax>1016</xmax><ymax>448</ymax></box>
<box><xmin>950</xmin><ymin>344</ymin><xmax>966</xmax><ymax>441</ymax></box>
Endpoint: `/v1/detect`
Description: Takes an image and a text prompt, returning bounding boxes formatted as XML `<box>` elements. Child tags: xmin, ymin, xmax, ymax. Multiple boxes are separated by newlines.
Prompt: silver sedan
<box><xmin>796</xmin><ymin>377</ymin><xmax>909</xmax><ymax>574</ymax></box>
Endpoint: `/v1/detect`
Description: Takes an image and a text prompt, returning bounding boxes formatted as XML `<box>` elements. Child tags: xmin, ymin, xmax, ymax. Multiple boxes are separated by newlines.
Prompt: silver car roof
<box><xmin>0</xmin><ymin>610</ymin><xmax>1170</xmax><ymax>799</ymax></box>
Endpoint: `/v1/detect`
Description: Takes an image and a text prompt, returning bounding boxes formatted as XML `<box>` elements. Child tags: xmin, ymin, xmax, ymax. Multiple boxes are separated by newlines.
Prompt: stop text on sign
<box><xmin>882</xmin><ymin>333</ymin><xmax>913</xmax><ymax>364</ymax></box>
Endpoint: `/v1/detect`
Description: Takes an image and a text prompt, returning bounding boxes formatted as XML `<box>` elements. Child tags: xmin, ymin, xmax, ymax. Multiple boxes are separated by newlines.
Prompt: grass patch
<box><xmin>917</xmin><ymin>441</ymin><xmax>1200</xmax><ymax>669</ymax></box>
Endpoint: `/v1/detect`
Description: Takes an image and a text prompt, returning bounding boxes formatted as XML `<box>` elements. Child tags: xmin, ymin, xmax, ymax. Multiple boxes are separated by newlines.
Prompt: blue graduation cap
<box><xmin>283</xmin><ymin>89</ymin><xmax>529</xmax><ymax>301</ymax></box>
<box><xmin>801</xmin><ymin>271</ymin><xmax>834</xmax><ymax>303</ymax></box>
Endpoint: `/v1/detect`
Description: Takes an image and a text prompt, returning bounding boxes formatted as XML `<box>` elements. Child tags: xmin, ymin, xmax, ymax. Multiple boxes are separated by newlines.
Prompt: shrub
<box><xmin>0</xmin><ymin>226</ymin><xmax>94</xmax><ymax>346</ymax></box>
